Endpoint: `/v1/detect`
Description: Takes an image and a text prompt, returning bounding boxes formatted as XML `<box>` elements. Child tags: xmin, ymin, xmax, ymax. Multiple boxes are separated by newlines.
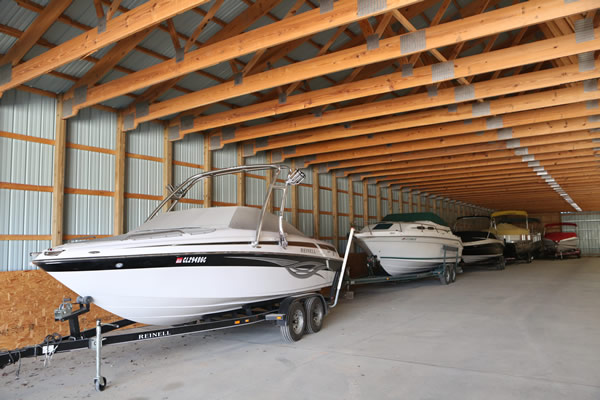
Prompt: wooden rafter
<box><xmin>0</xmin><ymin>0</ymin><xmax>72</xmax><ymax>67</ymax></box>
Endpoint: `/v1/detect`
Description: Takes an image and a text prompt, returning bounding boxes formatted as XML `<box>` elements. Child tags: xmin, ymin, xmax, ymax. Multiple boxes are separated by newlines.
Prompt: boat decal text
<box><xmin>176</xmin><ymin>256</ymin><xmax>207</xmax><ymax>264</ymax></box>
<box><xmin>138</xmin><ymin>330</ymin><xmax>171</xmax><ymax>340</ymax></box>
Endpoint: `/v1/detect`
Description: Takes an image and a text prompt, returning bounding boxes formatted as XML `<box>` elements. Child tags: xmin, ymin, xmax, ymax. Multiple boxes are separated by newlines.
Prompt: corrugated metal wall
<box><xmin>173</xmin><ymin>133</ymin><xmax>204</xmax><ymax>210</ymax></box>
<box><xmin>212</xmin><ymin>143</ymin><xmax>237</xmax><ymax>204</ymax></box>
<box><xmin>125</xmin><ymin>122</ymin><xmax>163</xmax><ymax>231</ymax></box>
<box><xmin>0</xmin><ymin>89</ymin><xmax>55</xmax><ymax>270</ymax></box>
<box><xmin>561</xmin><ymin>212</ymin><xmax>600</xmax><ymax>255</ymax></box>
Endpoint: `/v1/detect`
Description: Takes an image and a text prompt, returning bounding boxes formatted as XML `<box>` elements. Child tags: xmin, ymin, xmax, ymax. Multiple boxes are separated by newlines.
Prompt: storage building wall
<box><xmin>0</xmin><ymin>90</ymin><xmax>55</xmax><ymax>271</ymax></box>
<box><xmin>173</xmin><ymin>132</ymin><xmax>204</xmax><ymax>211</ymax></box>
<box><xmin>561</xmin><ymin>212</ymin><xmax>600</xmax><ymax>256</ymax></box>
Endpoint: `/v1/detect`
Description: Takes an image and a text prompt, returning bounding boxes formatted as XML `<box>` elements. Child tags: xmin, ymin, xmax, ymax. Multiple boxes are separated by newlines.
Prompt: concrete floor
<box><xmin>1</xmin><ymin>257</ymin><xmax>599</xmax><ymax>400</ymax></box>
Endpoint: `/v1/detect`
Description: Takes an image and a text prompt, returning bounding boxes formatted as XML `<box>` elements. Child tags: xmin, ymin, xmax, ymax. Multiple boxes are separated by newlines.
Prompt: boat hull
<box><xmin>461</xmin><ymin>239</ymin><xmax>505</xmax><ymax>264</ymax></box>
<box><xmin>543</xmin><ymin>237</ymin><xmax>579</xmax><ymax>253</ymax></box>
<box><xmin>355</xmin><ymin>236</ymin><xmax>462</xmax><ymax>276</ymax></box>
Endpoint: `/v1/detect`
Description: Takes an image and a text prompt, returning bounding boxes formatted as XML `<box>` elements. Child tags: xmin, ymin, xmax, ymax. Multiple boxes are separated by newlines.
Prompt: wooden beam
<box><xmin>68</xmin><ymin>0</ymin><xmax>425</xmax><ymax>117</ymax></box>
<box><xmin>106</xmin><ymin>0</ymin><xmax>123</xmax><ymax>20</ymax></box>
<box><xmin>254</xmin><ymin>74</ymin><xmax>600</xmax><ymax>154</ymax></box>
<box><xmin>51</xmin><ymin>95</ymin><xmax>67</xmax><ymax>246</ymax></box>
<box><xmin>313</xmin><ymin>168</ymin><xmax>319</xmax><ymax>239</ymax></box>
<box><xmin>0</xmin><ymin>0</ymin><xmax>72</xmax><ymax>67</ymax></box>
<box><xmin>196</xmin><ymin>26</ymin><xmax>600</xmax><ymax>143</ymax></box>
<box><xmin>114</xmin><ymin>113</ymin><xmax>126</xmax><ymax>235</ymax></box>
<box><xmin>0</xmin><ymin>0</ymin><xmax>211</xmax><ymax>95</ymax></box>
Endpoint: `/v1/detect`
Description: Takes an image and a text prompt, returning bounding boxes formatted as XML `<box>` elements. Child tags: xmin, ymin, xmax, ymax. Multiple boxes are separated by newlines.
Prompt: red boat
<box><xmin>542</xmin><ymin>223</ymin><xmax>581</xmax><ymax>258</ymax></box>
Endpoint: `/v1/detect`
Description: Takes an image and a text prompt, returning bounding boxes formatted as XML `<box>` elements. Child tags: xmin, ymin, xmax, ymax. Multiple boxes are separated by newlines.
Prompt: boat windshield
<box><xmin>454</xmin><ymin>217</ymin><xmax>491</xmax><ymax>232</ymax></box>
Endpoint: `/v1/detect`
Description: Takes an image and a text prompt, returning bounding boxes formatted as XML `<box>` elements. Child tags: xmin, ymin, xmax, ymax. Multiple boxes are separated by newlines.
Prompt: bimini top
<box><xmin>491</xmin><ymin>210</ymin><xmax>528</xmax><ymax>218</ymax></box>
<box><xmin>382</xmin><ymin>212</ymin><xmax>449</xmax><ymax>227</ymax></box>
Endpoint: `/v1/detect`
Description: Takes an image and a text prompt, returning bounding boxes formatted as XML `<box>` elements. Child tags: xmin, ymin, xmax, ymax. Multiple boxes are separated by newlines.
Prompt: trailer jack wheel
<box><xmin>94</xmin><ymin>376</ymin><xmax>107</xmax><ymax>392</ymax></box>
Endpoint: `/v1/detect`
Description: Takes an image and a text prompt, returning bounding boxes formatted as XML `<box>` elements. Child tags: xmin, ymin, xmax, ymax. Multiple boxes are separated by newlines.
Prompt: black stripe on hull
<box><xmin>34</xmin><ymin>253</ymin><xmax>343</xmax><ymax>273</ymax></box>
<box><xmin>462</xmin><ymin>243</ymin><xmax>505</xmax><ymax>257</ymax></box>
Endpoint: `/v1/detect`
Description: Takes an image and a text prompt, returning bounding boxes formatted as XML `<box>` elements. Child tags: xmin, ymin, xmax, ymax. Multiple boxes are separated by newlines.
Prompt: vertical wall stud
<box><xmin>291</xmin><ymin>159</ymin><xmax>299</xmax><ymax>227</ymax></box>
<box><xmin>387</xmin><ymin>186</ymin><xmax>393</xmax><ymax>215</ymax></box>
<box><xmin>114</xmin><ymin>113</ymin><xmax>126</xmax><ymax>235</ymax></box>
<box><xmin>266</xmin><ymin>151</ymin><xmax>274</xmax><ymax>213</ymax></box>
<box><xmin>376</xmin><ymin>185</ymin><xmax>382</xmax><ymax>221</ymax></box>
<box><xmin>312</xmin><ymin>168</ymin><xmax>320</xmax><ymax>239</ymax></box>
<box><xmin>348</xmin><ymin>178</ymin><xmax>355</xmax><ymax>228</ymax></box>
<box><xmin>237</xmin><ymin>144</ymin><xmax>245</xmax><ymax>206</ymax></box>
<box><xmin>203</xmin><ymin>133</ymin><xmax>212</xmax><ymax>208</ymax></box>
<box><xmin>162</xmin><ymin>124</ymin><xmax>173</xmax><ymax>212</ymax></box>
<box><xmin>408</xmin><ymin>190</ymin><xmax>413</xmax><ymax>211</ymax></box>
<box><xmin>362</xmin><ymin>180</ymin><xmax>368</xmax><ymax>224</ymax></box>
<box><xmin>51</xmin><ymin>95</ymin><xmax>67</xmax><ymax>246</ymax></box>
<box><xmin>332</xmin><ymin>175</ymin><xmax>339</xmax><ymax>250</ymax></box>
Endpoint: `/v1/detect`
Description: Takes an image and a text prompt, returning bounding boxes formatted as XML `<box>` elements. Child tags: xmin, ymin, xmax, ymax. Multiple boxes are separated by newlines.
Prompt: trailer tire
<box><xmin>496</xmin><ymin>256</ymin><xmax>505</xmax><ymax>270</ymax></box>
<box><xmin>450</xmin><ymin>263</ymin><xmax>457</xmax><ymax>283</ymax></box>
<box><xmin>439</xmin><ymin>265</ymin><xmax>451</xmax><ymax>285</ymax></box>
<box><xmin>280</xmin><ymin>301</ymin><xmax>306</xmax><ymax>343</ymax></box>
<box><xmin>305</xmin><ymin>297</ymin><xmax>325</xmax><ymax>334</ymax></box>
<box><xmin>94</xmin><ymin>376</ymin><xmax>107</xmax><ymax>392</ymax></box>
<box><xmin>526</xmin><ymin>252</ymin><xmax>533</xmax><ymax>263</ymax></box>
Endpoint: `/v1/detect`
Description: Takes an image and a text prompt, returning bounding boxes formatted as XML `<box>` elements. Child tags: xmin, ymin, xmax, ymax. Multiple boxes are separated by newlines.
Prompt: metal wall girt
<box><xmin>575</xmin><ymin>18</ymin><xmax>594</xmax><ymax>43</ymax></box>
<box><xmin>367</xmin><ymin>34</ymin><xmax>380</xmax><ymax>50</ymax></box>
<box><xmin>123</xmin><ymin>113</ymin><xmax>134</xmax><ymax>131</ymax></box>
<box><xmin>320</xmin><ymin>0</ymin><xmax>333</xmax><ymax>13</ymax></box>
<box><xmin>181</xmin><ymin>115</ymin><xmax>194</xmax><ymax>130</ymax></box>
<box><xmin>400</xmin><ymin>30</ymin><xmax>426</xmax><ymax>54</ymax></box>
<box><xmin>486</xmin><ymin>116</ymin><xmax>503</xmax><ymax>129</ymax></box>
<box><xmin>357</xmin><ymin>0</ymin><xmax>386</xmax><ymax>17</ymax></box>
<box><xmin>584</xmin><ymin>79</ymin><xmax>598</xmax><ymax>92</ymax></box>
<box><xmin>74</xmin><ymin>86</ymin><xmax>87</xmax><ymax>105</ymax></box>
<box><xmin>454</xmin><ymin>85</ymin><xmax>475</xmax><ymax>102</ymax></box>
<box><xmin>222</xmin><ymin>126</ymin><xmax>236</xmax><ymax>141</ymax></box>
<box><xmin>431</xmin><ymin>62</ymin><xmax>455</xmax><ymax>82</ymax></box>
<box><xmin>402</xmin><ymin>64</ymin><xmax>413</xmax><ymax>77</ymax></box>
<box><xmin>168</xmin><ymin>125</ymin><xmax>180</xmax><ymax>141</ymax></box>
<box><xmin>472</xmin><ymin>101</ymin><xmax>491</xmax><ymax>117</ymax></box>
<box><xmin>135</xmin><ymin>102</ymin><xmax>149</xmax><ymax>118</ymax></box>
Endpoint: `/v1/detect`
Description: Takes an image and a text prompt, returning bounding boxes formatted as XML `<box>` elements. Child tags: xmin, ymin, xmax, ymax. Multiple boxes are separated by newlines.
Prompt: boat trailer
<box><xmin>0</xmin><ymin>229</ymin><xmax>355</xmax><ymax>392</ymax></box>
<box><xmin>345</xmin><ymin>244</ymin><xmax>462</xmax><ymax>294</ymax></box>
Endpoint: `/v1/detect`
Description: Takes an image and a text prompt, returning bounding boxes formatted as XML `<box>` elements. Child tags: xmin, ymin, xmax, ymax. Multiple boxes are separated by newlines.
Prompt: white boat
<box><xmin>354</xmin><ymin>213</ymin><xmax>463</xmax><ymax>277</ymax></box>
<box><xmin>453</xmin><ymin>216</ymin><xmax>505</xmax><ymax>265</ymax></box>
<box><xmin>32</xmin><ymin>165</ymin><xmax>343</xmax><ymax>326</ymax></box>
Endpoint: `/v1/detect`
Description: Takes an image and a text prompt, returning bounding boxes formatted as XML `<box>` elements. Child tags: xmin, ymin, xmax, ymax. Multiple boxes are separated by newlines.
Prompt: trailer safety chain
<box><xmin>42</xmin><ymin>333</ymin><xmax>62</xmax><ymax>367</ymax></box>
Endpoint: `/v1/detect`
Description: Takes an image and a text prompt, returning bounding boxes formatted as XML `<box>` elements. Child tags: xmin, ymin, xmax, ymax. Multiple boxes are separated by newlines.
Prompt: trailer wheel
<box><xmin>526</xmin><ymin>252</ymin><xmax>533</xmax><ymax>263</ymax></box>
<box><xmin>450</xmin><ymin>263</ymin><xmax>457</xmax><ymax>283</ymax></box>
<box><xmin>496</xmin><ymin>256</ymin><xmax>505</xmax><ymax>270</ymax></box>
<box><xmin>439</xmin><ymin>265</ymin><xmax>451</xmax><ymax>285</ymax></box>
<box><xmin>280</xmin><ymin>301</ymin><xmax>306</xmax><ymax>343</ymax></box>
<box><xmin>305</xmin><ymin>297</ymin><xmax>324</xmax><ymax>334</ymax></box>
<box><xmin>94</xmin><ymin>376</ymin><xmax>107</xmax><ymax>392</ymax></box>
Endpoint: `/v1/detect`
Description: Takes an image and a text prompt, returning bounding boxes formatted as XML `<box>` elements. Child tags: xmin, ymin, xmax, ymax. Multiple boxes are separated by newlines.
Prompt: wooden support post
<box><xmin>332</xmin><ymin>175</ymin><xmax>339</xmax><ymax>250</ymax></box>
<box><xmin>363</xmin><ymin>180</ymin><xmax>369</xmax><ymax>225</ymax></box>
<box><xmin>312</xmin><ymin>168</ymin><xmax>320</xmax><ymax>239</ymax></box>
<box><xmin>387</xmin><ymin>186</ymin><xmax>393</xmax><ymax>215</ymax></box>
<box><xmin>51</xmin><ymin>95</ymin><xmax>67</xmax><ymax>246</ymax></box>
<box><xmin>203</xmin><ymin>133</ymin><xmax>212</xmax><ymax>208</ymax></box>
<box><xmin>408</xmin><ymin>190</ymin><xmax>413</xmax><ymax>212</ymax></box>
<box><xmin>431</xmin><ymin>196</ymin><xmax>437</xmax><ymax>213</ymax></box>
<box><xmin>416</xmin><ymin>192</ymin><xmax>422</xmax><ymax>212</ymax></box>
<box><xmin>376</xmin><ymin>184</ymin><xmax>382</xmax><ymax>221</ymax></box>
<box><xmin>349</xmin><ymin>179</ymin><xmax>355</xmax><ymax>228</ymax></box>
<box><xmin>114</xmin><ymin>113</ymin><xmax>125</xmax><ymax>235</ymax></box>
<box><xmin>291</xmin><ymin>159</ymin><xmax>299</xmax><ymax>228</ymax></box>
<box><xmin>237</xmin><ymin>145</ymin><xmax>245</xmax><ymax>206</ymax></box>
<box><xmin>162</xmin><ymin>125</ymin><xmax>173</xmax><ymax>212</ymax></box>
<box><xmin>265</xmin><ymin>151</ymin><xmax>274</xmax><ymax>213</ymax></box>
